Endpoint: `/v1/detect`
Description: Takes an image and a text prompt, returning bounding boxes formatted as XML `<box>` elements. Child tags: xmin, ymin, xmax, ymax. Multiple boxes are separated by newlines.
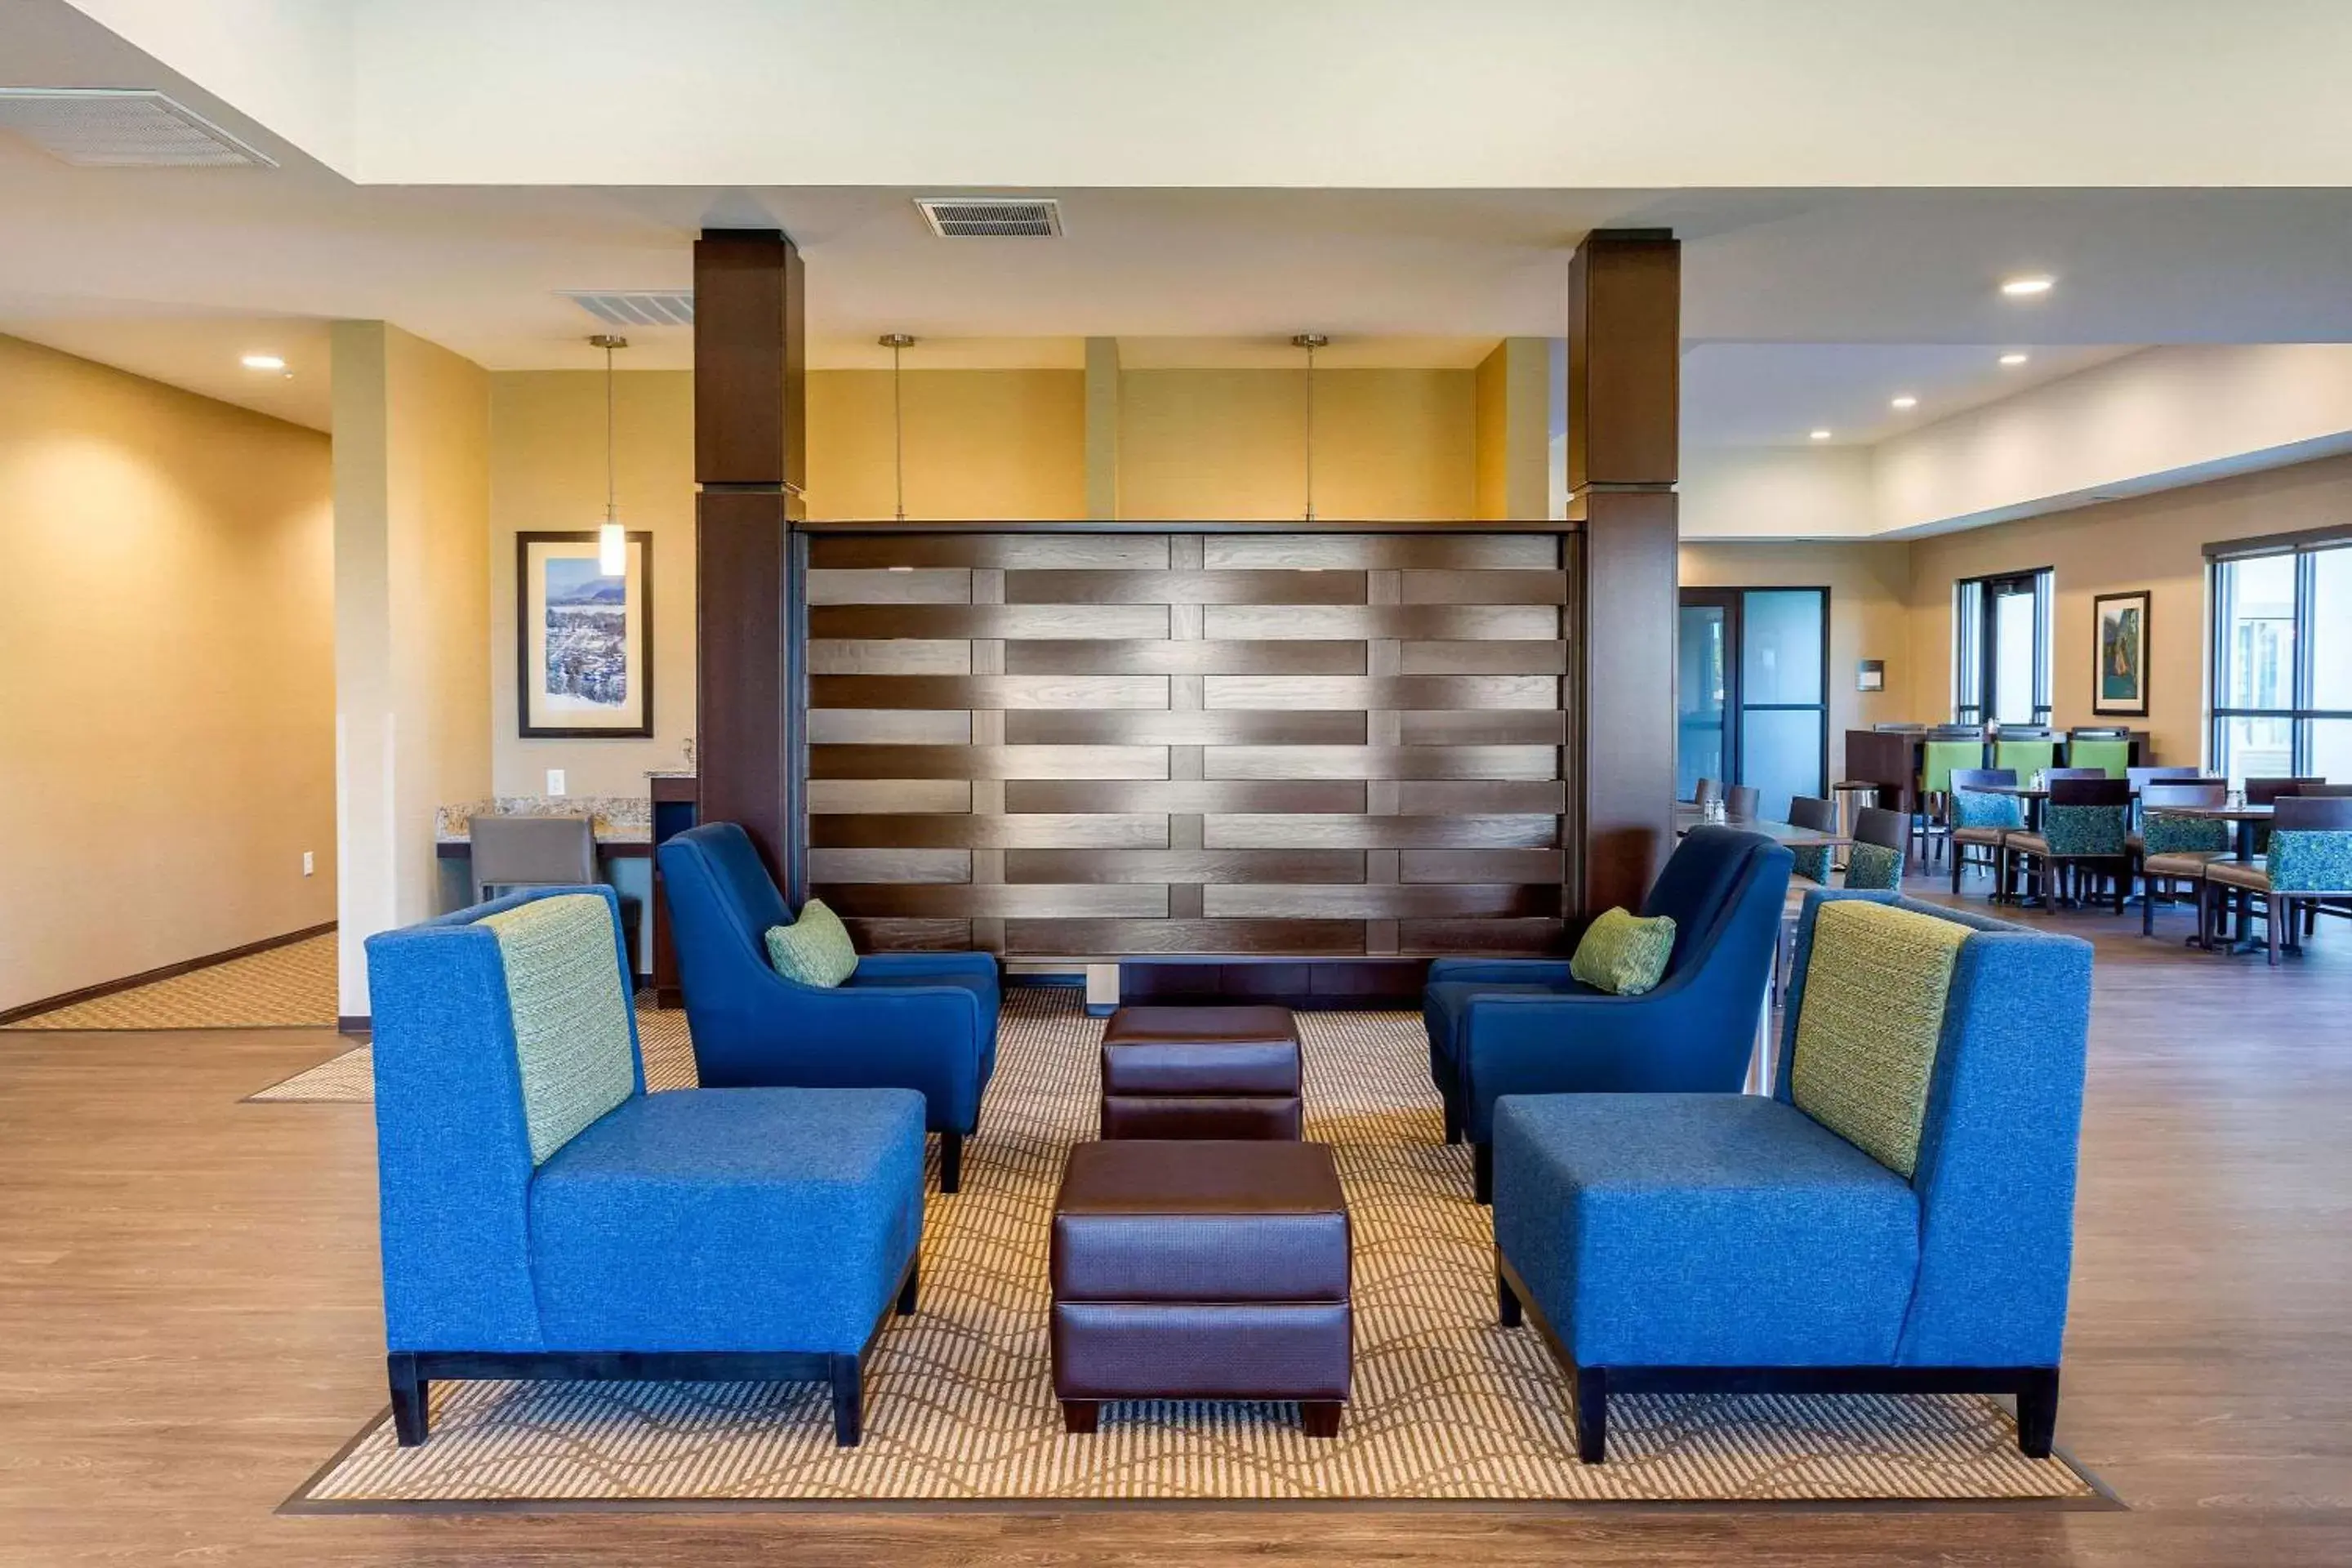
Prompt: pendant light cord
<box><xmin>892</xmin><ymin>336</ymin><xmax>906</xmax><ymax>523</ymax></box>
<box><xmin>604</xmin><ymin>338</ymin><xmax>617</xmax><ymax>525</ymax></box>
<box><xmin>1303</xmin><ymin>338</ymin><xmax>1317</xmax><ymax>523</ymax></box>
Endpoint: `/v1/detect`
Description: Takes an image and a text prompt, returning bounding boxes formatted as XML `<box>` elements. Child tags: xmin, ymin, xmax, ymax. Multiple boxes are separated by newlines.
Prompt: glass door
<box><xmin>1677</xmin><ymin>587</ymin><xmax>1830</xmax><ymax>817</ymax></box>
<box><xmin>1976</xmin><ymin>569</ymin><xmax>2052</xmax><ymax>727</ymax></box>
<box><xmin>1677</xmin><ymin>595</ymin><xmax>1732</xmax><ymax>801</ymax></box>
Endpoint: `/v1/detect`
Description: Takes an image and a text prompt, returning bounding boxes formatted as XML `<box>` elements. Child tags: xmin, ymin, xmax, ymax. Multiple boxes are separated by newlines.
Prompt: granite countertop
<box><xmin>435</xmin><ymin>795</ymin><xmax>653</xmax><ymax>844</ymax></box>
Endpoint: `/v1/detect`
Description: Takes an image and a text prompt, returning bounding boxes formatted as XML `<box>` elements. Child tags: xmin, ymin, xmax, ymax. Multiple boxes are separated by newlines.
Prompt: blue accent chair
<box><xmin>367</xmin><ymin>884</ymin><xmax>927</xmax><ymax>1447</ymax></box>
<box><xmin>1490</xmin><ymin>891</ymin><xmax>2091</xmax><ymax>1463</ymax></box>
<box><xmin>657</xmin><ymin>822</ymin><xmax>1000</xmax><ymax>1192</ymax></box>
<box><xmin>1423</xmin><ymin>826</ymin><xmax>1794</xmax><ymax>1201</ymax></box>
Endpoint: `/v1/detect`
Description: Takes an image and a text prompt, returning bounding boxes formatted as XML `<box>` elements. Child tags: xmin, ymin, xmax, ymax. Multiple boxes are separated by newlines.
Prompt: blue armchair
<box><xmin>1423</xmin><ymin>826</ymin><xmax>1794</xmax><ymax>1200</ymax></box>
<box><xmin>367</xmin><ymin>884</ymin><xmax>926</xmax><ymax>1447</ymax></box>
<box><xmin>657</xmin><ymin>822</ymin><xmax>1000</xmax><ymax>1192</ymax></box>
<box><xmin>1491</xmin><ymin>891</ymin><xmax>2091</xmax><ymax>1463</ymax></box>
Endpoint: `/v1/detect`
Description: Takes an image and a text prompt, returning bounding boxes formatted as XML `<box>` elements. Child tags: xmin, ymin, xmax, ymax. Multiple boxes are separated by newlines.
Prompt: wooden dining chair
<box><xmin>1784</xmin><ymin>795</ymin><xmax>1839</xmax><ymax>885</ymax></box>
<box><xmin>1948</xmin><ymin>767</ymin><xmax>2021</xmax><ymax>896</ymax></box>
<box><xmin>2136</xmin><ymin>780</ymin><xmax>2230</xmax><ymax>940</ymax></box>
<box><xmin>1726</xmin><ymin>784</ymin><xmax>1762</xmax><ymax>820</ymax></box>
<box><xmin>2004</xmin><ymin>777</ymin><xmax>2132</xmax><ymax>912</ymax></box>
<box><xmin>1693</xmin><ymin>777</ymin><xmax>1723</xmax><ymax>807</ymax></box>
<box><xmin>2203</xmin><ymin>795</ymin><xmax>2352</xmax><ymax>965</ymax></box>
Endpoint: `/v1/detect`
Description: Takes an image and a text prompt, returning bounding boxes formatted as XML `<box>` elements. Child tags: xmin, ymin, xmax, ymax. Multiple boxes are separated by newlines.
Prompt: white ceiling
<box><xmin>5</xmin><ymin>0</ymin><xmax>2352</xmax><ymax>445</ymax></box>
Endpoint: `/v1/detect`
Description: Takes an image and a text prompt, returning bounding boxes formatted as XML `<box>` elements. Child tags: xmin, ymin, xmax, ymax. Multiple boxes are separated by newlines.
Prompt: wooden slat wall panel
<box><xmin>798</xmin><ymin>530</ymin><xmax>1572</xmax><ymax>960</ymax></box>
<box><xmin>840</xmin><ymin>918</ymin><xmax>975</xmax><ymax>951</ymax></box>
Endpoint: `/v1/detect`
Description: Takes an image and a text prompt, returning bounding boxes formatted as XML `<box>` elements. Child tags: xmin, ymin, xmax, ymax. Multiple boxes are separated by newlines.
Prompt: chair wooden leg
<box><xmin>1473</xmin><ymin>1141</ymin><xmax>1494</xmax><ymax>1205</ymax></box>
<box><xmin>2143</xmin><ymin>875</ymin><xmax>2157</xmax><ymax>936</ymax></box>
<box><xmin>1498</xmin><ymin>1269</ymin><xmax>1523</xmax><ymax>1328</ymax></box>
<box><xmin>1574</xmin><ymin>1367</ymin><xmax>1610</xmax><ymax>1463</ymax></box>
<box><xmin>897</xmin><ymin>1258</ymin><xmax>920</xmax><ymax>1316</ymax></box>
<box><xmin>2016</xmin><ymin>1369</ymin><xmax>2060</xmax><ymax>1459</ymax></box>
<box><xmin>828</xmin><ymin>1353</ymin><xmax>864</xmax><ymax>1447</ymax></box>
<box><xmin>938</xmin><ymin>1132</ymin><xmax>963</xmax><ymax>1195</ymax></box>
<box><xmin>2269</xmin><ymin>901</ymin><xmax>2283</xmax><ymax>966</ymax></box>
<box><xmin>1060</xmin><ymin>1399</ymin><xmax>1101</xmax><ymax>1434</ymax></box>
<box><xmin>1300</xmin><ymin>1401</ymin><xmax>1343</xmax><ymax>1438</ymax></box>
<box><xmin>388</xmin><ymin>1353</ymin><xmax>430</xmax><ymax>1447</ymax></box>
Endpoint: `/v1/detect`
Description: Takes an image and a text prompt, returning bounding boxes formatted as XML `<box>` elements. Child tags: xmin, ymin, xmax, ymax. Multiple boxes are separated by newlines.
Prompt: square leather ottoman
<box><xmin>1098</xmin><ymin>1004</ymin><xmax>1303</xmax><ymax>1140</ymax></box>
<box><xmin>1049</xmin><ymin>1138</ymin><xmax>1351</xmax><ymax>1436</ymax></box>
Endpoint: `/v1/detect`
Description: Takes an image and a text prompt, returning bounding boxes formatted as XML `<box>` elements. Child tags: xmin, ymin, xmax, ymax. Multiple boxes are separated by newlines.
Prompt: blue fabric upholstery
<box><xmin>531</xmin><ymin>1088</ymin><xmax>925</xmax><ymax>1354</ymax></box>
<box><xmin>364</xmin><ymin>884</ymin><xmax>925</xmax><ymax>1359</ymax></box>
<box><xmin>658</xmin><ymin>823</ymin><xmax>999</xmax><ymax>1133</ymax></box>
<box><xmin>1423</xmin><ymin>826</ymin><xmax>1793</xmax><ymax>1145</ymax></box>
<box><xmin>1492</xmin><ymin>1094</ymin><xmax>1919</xmax><ymax>1365</ymax></box>
<box><xmin>1492</xmin><ymin>890</ymin><xmax>2091</xmax><ymax>1376</ymax></box>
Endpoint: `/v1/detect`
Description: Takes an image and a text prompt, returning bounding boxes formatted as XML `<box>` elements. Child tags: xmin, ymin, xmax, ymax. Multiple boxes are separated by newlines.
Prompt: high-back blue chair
<box><xmin>1423</xmin><ymin>825</ymin><xmax>1794</xmax><ymax>1200</ymax></box>
<box><xmin>1490</xmin><ymin>890</ymin><xmax>2091</xmax><ymax>1463</ymax></box>
<box><xmin>367</xmin><ymin>885</ymin><xmax>927</xmax><ymax>1447</ymax></box>
<box><xmin>657</xmin><ymin>822</ymin><xmax>1000</xmax><ymax>1192</ymax></box>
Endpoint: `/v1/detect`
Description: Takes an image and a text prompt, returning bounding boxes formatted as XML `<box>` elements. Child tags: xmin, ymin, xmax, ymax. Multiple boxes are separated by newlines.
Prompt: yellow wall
<box><xmin>332</xmin><ymin>321</ymin><xmax>492</xmax><ymax>1013</ymax></box>
<box><xmin>1678</xmin><ymin>540</ymin><xmax>1914</xmax><ymax>786</ymax></box>
<box><xmin>0</xmin><ymin>334</ymin><xmax>335</xmax><ymax>1013</ymax></box>
<box><xmin>489</xmin><ymin>370</ymin><xmax>697</xmax><ymax>795</ymax></box>
<box><xmin>1900</xmin><ymin>452</ymin><xmax>2352</xmax><ymax>767</ymax></box>
<box><xmin>807</xmin><ymin>369</ymin><xmax>1085</xmax><ymax>521</ymax></box>
<box><xmin>1118</xmin><ymin>368</ymin><xmax>1475</xmax><ymax>519</ymax></box>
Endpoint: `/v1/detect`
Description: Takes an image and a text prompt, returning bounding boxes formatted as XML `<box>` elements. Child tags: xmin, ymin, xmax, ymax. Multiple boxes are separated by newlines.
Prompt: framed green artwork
<box><xmin>2091</xmin><ymin>589</ymin><xmax>2149</xmax><ymax>718</ymax></box>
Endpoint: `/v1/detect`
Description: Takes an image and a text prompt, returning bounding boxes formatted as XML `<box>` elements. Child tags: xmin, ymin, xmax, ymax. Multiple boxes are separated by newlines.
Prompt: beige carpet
<box><xmin>290</xmin><ymin>989</ymin><xmax>2096</xmax><ymax>1507</ymax></box>
<box><xmin>8</xmin><ymin>933</ymin><xmax>338</xmax><ymax>1031</ymax></box>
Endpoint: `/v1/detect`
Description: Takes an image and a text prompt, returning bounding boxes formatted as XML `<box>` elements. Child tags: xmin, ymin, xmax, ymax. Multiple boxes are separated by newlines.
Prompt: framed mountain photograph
<box><xmin>2091</xmin><ymin>589</ymin><xmax>2149</xmax><ymax>718</ymax></box>
<box><xmin>517</xmin><ymin>531</ymin><xmax>653</xmax><ymax>737</ymax></box>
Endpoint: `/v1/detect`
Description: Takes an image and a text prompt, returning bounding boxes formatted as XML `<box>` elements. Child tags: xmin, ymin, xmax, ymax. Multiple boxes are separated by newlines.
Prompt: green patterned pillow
<box><xmin>479</xmin><ymin>893</ymin><xmax>636</xmax><ymax>1165</ymax></box>
<box><xmin>2269</xmin><ymin>831</ymin><xmax>2352</xmax><ymax>893</ymax></box>
<box><xmin>1790</xmin><ymin>899</ymin><xmax>1967</xmax><ymax>1178</ymax></box>
<box><xmin>1570</xmin><ymin>906</ymin><xmax>1676</xmax><ymax>996</ymax></box>
<box><xmin>764</xmin><ymin>898</ymin><xmax>859</xmax><ymax>988</ymax></box>
<box><xmin>1843</xmin><ymin>840</ymin><xmax>1905</xmax><ymax>891</ymax></box>
<box><xmin>2141</xmin><ymin>810</ymin><xmax>2229</xmax><ymax>857</ymax></box>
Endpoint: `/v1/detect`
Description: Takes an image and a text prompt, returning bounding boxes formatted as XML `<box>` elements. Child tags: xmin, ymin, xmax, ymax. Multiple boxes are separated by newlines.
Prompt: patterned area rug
<box><xmin>248</xmin><ymin>996</ymin><xmax>695</xmax><ymax>1102</ymax></box>
<box><xmin>7</xmin><ymin>933</ymin><xmax>337</xmax><ymax>1031</ymax></box>
<box><xmin>290</xmin><ymin>989</ymin><xmax>2096</xmax><ymax>1507</ymax></box>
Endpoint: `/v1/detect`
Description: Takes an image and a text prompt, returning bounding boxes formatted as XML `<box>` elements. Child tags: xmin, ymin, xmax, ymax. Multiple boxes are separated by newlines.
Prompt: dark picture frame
<box><xmin>516</xmin><ymin>530</ymin><xmax>655</xmax><ymax>738</ymax></box>
<box><xmin>2091</xmin><ymin>589</ymin><xmax>2150</xmax><ymax>718</ymax></box>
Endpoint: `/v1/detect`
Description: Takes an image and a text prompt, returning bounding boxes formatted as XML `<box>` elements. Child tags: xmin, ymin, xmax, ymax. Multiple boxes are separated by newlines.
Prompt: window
<box><xmin>1953</xmin><ymin>568</ymin><xmax>2054</xmax><ymax>726</ymax></box>
<box><xmin>2210</xmin><ymin>532</ymin><xmax>2352</xmax><ymax>783</ymax></box>
<box><xmin>1677</xmin><ymin>586</ymin><xmax>1829</xmax><ymax>817</ymax></box>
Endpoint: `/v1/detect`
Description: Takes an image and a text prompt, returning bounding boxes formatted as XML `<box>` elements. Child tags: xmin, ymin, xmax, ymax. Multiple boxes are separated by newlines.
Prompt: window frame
<box><xmin>1953</xmin><ymin>566</ymin><xmax>2054</xmax><ymax>727</ymax></box>
<box><xmin>2207</xmin><ymin>533</ymin><xmax>2352</xmax><ymax>779</ymax></box>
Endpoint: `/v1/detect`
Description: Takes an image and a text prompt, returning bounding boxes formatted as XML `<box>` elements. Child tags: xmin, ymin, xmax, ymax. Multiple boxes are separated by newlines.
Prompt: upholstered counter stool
<box><xmin>1098</xmin><ymin>1004</ymin><xmax>1303</xmax><ymax>1139</ymax></box>
<box><xmin>1050</xmin><ymin>1139</ymin><xmax>1352</xmax><ymax>1436</ymax></box>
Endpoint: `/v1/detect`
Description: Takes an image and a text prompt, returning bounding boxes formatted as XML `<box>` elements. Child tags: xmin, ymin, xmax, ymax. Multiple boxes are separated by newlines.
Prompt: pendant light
<box><xmin>880</xmin><ymin>332</ymin><xmax>916</xmax><ymax>522</ymax></box>
<box><xmin>590</xmin><ymin>332</ymin><xmax>629</xmax><ymax>576</ymax></box>
<box><xmin>1292</xmin><ymin>333</ymin><xmax>1328</xmax><ymax>522</ymax></box>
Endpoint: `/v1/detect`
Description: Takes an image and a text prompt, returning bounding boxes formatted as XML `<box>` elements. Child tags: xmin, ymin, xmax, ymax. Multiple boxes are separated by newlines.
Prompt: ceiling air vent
<box><xmin>0</xmin><ymin>88</ymin><xmax>274</xmax><ymax>167</ymax></box>
<box><xmin>916</xmin><ymin>198</ymin><xmax>1062</xmax><ymax>238</ymax></box>
<box><xmin>560</xmin><ymin>291</ymin><xmax>697</xmax><ymax>327</ymax></box>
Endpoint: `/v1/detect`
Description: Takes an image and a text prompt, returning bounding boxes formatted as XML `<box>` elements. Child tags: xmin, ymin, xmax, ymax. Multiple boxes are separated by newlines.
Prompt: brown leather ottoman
<box><xmin>1050</xmin><ymin>1138</ymin><xmax>1351</xmax><ymax>1437</ymax></box>
<box><xmin>1099</xmin><ymin>1004</ymin><xmax>1303</xmax><ymax>1139</ymax></box>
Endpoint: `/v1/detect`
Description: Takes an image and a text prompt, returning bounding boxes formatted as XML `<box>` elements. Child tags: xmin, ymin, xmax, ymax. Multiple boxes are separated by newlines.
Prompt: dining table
<box><xmin>2157</xmin><ymin>802</ymin><xmax>2274</xmax><ymax>951</ymax></box>
<box><xmin>1673</xmin><ymin>804</ymin><xmax>1852</xmax><ymax>851</ymax></box>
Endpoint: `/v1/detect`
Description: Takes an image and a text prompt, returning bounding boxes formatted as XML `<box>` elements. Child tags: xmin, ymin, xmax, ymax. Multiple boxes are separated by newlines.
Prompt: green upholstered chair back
<box><xmin>1993</xmin><ymin>738</ymin><xmax>2058</xmax><ymax>779</ymax></box>
<box><xmin>2068</xmin><ymin>738</ymin><xmax>2132</xmax><ymax>778</ymax></box>
<box><xmin>1922</xmin><ymin>740</ymin><xmax>1984</xmax><ymax>796</ymax></box>
<box><xmin>478</xmin><ymin>892</ymin><xmax>639</xmax><ymax>1165</ymax></box>
<box><xmin>1785</xmin><ymin>898</ymin><xmax>1965</xmax><ymax>1178</ymax></box>
<box><xmin>2042</xmin><ymin>777</ymin><xmax>2131</xmax><ymax>858</ymax></box>
<box><xmin>2268</xmin><ymin>796</ymin><xmax>2352</xmax><ymax>893</ymax></box>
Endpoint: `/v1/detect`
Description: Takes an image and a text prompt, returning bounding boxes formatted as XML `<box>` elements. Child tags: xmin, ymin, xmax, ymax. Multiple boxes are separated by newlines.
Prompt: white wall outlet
<box><xmin>546</xmin><ymin>768</ymin><xmax>568</xmax><ymax>796</ymax></box>
<box><xmin>302</xmin><ymin>850</ymin><xmax>314</xmax><ymax>876</ymax></box>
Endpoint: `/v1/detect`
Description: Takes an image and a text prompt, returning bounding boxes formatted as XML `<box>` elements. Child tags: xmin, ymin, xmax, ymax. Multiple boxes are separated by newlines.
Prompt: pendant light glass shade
<box><xmin>591</xmin><ymin>333</ymin><xmax>627</xmax><ymax>577</ymax></box>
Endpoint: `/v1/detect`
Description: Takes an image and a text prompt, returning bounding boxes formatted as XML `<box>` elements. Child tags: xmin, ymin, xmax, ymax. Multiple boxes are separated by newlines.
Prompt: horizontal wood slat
<box><xmin>1004</xmin><ymin>570</ymin><xmax>1369</xmax><ymax>604</ymax></box>
<box><xmin>1005</xmin><ymin>639</ymin><xmax>1366</xmax><ymax>675</ymax></box>
<box><xmin>1002</xmin><ymin>781</ymin><xmax>1371</xmax><ymax>813</ymax></box>
<box><xmin>1004</xmin><ymin>919</ymin><xmax>1368</xmax><ymax>956</ymax></box>
<box><xmin>1004</xmin><ymin>710</ymin><xmax>1368</xmax><ymax>745</ymax></box>
<box><xmin>1004</xmin><ymin>849</ymin><xmax>1367</xmax><ymax>885</ymax></box>
<box><xmin>839</xmin><ymin>918</ymin><xmax>976</xmax><ymax>951</ymax></box>
<box><xmin>812</xmin><ymin>675</ymin><xmax>1169</xmax><ymax>710</ymax></box>
<box><xmin>810</xmin><ymin>745</ymin><xmax>1169</xmax><ymax>780</ymax></box>
<box><xmin>812</xmin><ymin>813</ymin><xmax>1169</xmax><ymax>849</ymax></box>
<box><xmin>1205</xmin><ymin>814</ymin><xmax>1561</xmax><ymax>849</ymax></box>
<box><xmin>1202</xmin><ymin>746</ymin><xmax>1560</xmax><ymax>781</ymax></box>
<box><xmin>796</xmin><ymin>529</ymin><xmax>1575</xmax><ymax>962</ymax></box>
<box><xmin>1202</xmin><ymin>675</ymin><xmax>1557</xmax><ymax>710</ymax></box>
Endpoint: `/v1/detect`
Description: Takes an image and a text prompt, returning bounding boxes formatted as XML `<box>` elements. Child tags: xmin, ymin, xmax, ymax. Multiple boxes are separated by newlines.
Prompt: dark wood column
<box><xmin>1566</xmin><ymin>229</ymin><xmax>1680</xmax><ymax>918</ymax></box>
<box><xmin>693</xmin><ymin>229</ymin><xmax>806</xmax><ymax>897</ymax></box>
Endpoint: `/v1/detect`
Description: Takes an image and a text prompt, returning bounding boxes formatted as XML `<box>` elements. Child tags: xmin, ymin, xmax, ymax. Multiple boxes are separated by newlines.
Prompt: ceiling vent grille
<box><xmin>917</xmin><ymin>198</ymin><xmax>1062</xmax><ymax>238</ymax></box>
<box><xmin>560</xmin><ymin>291</ymin><xmax>697</xmax><ymax>327</ymax></box>
<box><xmin>0</xmin><ymin>88</ymin><xmax>274</xmax><ymax>167</ymax></box>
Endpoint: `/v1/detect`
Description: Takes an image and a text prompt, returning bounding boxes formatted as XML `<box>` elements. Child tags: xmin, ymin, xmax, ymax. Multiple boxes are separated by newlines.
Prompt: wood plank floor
<box><xmin>2</xmin><ymin>887</ymin><xmax>2349</xmax><ymax>1565</ymax></box>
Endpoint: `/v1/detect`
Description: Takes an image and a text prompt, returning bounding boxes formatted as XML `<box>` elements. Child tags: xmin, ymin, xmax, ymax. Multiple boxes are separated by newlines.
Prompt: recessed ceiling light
<box><xmin>240</xmin><ymin>353</ymin><xmax>285</xmax><ymax>371</ymax></box>
<box><xmin>1890</xmin><ymin>394</ymin><xmax>1918</xmax><ymax>410</ymax></box>
<box><xmin>2000</xmin><ymin>352</ymin><xmax>2030</xmax><ymax>367</ymax></box>
<box><xmin>1809</xmin><ymin>429</ymin><xmax>1833</xmax><ymax>441</ymax></box>
<box><xmin>2000</xmin><ymin>276</ymin><xmax>2055</xmax><ymax>297</ymax></box>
